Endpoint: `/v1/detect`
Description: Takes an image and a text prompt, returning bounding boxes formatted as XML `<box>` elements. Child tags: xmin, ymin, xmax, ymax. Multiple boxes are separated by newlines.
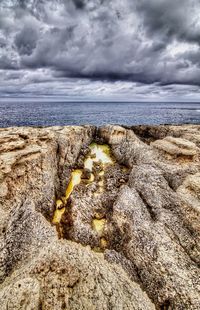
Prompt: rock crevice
<box><xmin>0</xmin><ymin>125</ymin><xmax>200</xmax><ymax>309</ymax></box>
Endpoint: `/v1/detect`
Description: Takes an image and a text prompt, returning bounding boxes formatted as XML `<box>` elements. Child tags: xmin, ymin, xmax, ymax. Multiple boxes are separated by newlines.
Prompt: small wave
<box><xmin>196</xmin><ymin>110</ymin><xmax>200</xmax><ymax>112</ymax></box>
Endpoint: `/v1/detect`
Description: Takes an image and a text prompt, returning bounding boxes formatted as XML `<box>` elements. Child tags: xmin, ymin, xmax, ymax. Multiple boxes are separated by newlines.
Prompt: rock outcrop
<box><xmin>0</xmin><ymin>124</ymin><xmax>200</xmax><ymax>309</ymax></box>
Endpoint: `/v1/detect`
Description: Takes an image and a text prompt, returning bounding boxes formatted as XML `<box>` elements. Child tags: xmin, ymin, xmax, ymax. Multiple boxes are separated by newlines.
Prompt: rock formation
<box><xmin>0</xmin><ymin>124</ymin><xmax>199</xmax><ymax>309</ymax></box>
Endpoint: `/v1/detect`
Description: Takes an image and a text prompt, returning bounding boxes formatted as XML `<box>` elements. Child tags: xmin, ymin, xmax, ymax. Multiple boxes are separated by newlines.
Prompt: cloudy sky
<box><xmin>0</xmin><ymin>0</ymin><xmax>200</xmax><ymax>101</ymax></box>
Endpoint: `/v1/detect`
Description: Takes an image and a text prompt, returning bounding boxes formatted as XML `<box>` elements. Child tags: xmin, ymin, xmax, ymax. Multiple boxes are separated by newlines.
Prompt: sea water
<box><xmin>0</xmin><ymin>99</ymin><xmax>199</xmax><ymax>127</ymax></box>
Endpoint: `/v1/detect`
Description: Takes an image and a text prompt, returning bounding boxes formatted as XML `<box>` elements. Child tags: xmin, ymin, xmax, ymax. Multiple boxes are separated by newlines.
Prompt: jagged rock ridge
<box><xmin>0</xmin><ymin>124</ymin><xmax>200</xmax><ymax>309</ymax></box>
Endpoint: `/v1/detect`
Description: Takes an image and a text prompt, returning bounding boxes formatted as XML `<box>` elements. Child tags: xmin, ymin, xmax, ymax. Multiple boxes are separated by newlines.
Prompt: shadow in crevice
<box><xmin>131</xmin><ymin>125</ymin><xmax>170</xmax><ymax>145</ymax></box>
<box><xmin>52</xmin><ymin>140</ymin><xmax>130</xmax><ymax>253</ymax></box>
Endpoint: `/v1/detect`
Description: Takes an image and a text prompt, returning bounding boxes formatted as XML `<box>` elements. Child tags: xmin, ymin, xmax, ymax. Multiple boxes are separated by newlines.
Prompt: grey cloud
<box><xmin>14</xmin><ymin>25</ymin><xmax>38</xmax><ymax>55</ymax></box>
<box><xmin>0</xmin><ymin>0</ymin><xmax>200</xmax><ymax>98</ymax></box>
<box><xmin>72</xmin><ymin>0</ymin><xmax>86</xmax><ymax>9</ymax></box>
<box><xmin>135</xmin><ymin>0</ymin><xmax>200</xmax><ymax>44</ymax></box>
<box><xmin>0</xmin><ymin>55</ymin><xmax>19</xmax><ymax>70</ymax></box>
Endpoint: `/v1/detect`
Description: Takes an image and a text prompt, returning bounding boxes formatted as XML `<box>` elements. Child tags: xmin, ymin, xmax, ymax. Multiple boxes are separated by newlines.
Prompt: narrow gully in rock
<box><xmin>1</xmin><ymin>125</ymin><xmax>200</xmax><ymax>309</ymax></box>
<box><xmin>52</xmin><ymin>141</ymin><xmax>130</xmax><ymax>252</ymax></box>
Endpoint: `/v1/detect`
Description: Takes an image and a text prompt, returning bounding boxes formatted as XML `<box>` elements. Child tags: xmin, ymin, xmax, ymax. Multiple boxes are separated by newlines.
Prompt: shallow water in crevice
<box><xmin>53</xmin><ymin>143</ymin><xmax>114</xmax><ymax>224</ymax></box>
<box><xmin>52</xmin><ymin>142</ymin><xmax>129</xmax><ymax>252</ymax></box>
<box><xmin>53</xmin><ymin>170</ymin><xmax>82</xmax><ymax>224</ymax></box>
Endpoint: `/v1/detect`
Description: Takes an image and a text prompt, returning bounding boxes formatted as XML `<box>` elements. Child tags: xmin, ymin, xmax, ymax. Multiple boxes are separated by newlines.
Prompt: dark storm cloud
<box><xmin>14</xmin><ymin>25</ymin><xmax>38</xmax><ymax>55</ymax></box>
<box><xmin>0</xmin><ymin>56</ymin><xmax>19</xmax><ymax>70</ymax></box>
<box><xmin>72</xmin><ymin>0</ymin><xmax>86</xmax><ymax>9</ymax></box>
<box><xmin>0</xmin><ymin>0</ymin><xmax>200</xmax><ymax>98</ymax></box>
<box><xmin>135</xmin><ymin>0</ymin><xmax>200</xmax><ymax>44</ymax></box>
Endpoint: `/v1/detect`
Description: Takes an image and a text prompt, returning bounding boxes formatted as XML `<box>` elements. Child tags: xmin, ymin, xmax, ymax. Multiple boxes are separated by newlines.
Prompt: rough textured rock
<box><xmin>0</xmin><ymin>126</ymin><xmax>94</xmax><ymax>282</ymax></box>
<box><xmin>0</xmin><ymin>241</ymin><xmax>154</xmax><ymax>310</ymax></box>
<box><xmin>151</xmin><ymin>136</ymin><xmax>199</xmax><ymax>156</ymax></box>
<box><xmin>0</xmin><ymin>125</ymin><xmax>200</xmax><ymax>309</ymax></box>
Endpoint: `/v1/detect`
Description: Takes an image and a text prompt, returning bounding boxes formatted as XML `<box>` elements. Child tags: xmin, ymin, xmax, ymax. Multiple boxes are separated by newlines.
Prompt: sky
<box><xmin>0</xmin><ymin>0</ymin><xmax>200</xmax><ymax>101</ymax></box>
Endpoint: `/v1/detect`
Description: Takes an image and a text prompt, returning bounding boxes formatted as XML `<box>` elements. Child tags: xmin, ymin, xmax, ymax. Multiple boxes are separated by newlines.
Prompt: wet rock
<box><xmin>81</xmin><ymin>168</ymin><xmax>92</xmax><ymax>180</ymax></box>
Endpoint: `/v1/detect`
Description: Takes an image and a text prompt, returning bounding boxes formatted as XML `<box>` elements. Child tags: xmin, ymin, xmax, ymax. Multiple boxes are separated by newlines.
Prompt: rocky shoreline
<box><xmin>0</xmin><ymin>125</ymin><xmax>200</xmax><ymax>309</ymax></box>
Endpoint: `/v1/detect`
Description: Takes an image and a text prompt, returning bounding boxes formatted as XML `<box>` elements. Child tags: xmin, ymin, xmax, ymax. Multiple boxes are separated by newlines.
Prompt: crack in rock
<box><xmin>0</xmin><ymin>125</ymin><xmax>200</xmax><ymax>309</ymax></box>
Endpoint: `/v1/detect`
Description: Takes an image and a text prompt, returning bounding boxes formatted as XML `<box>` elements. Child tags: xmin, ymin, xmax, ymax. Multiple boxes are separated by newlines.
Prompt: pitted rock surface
<box><xmin>0</xmin><ymin>125</ymin><xmax>200</xmax><ymax>309</ymax></box>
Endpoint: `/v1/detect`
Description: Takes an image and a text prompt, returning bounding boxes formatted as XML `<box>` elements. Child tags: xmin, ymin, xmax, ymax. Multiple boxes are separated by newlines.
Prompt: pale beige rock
<box><xmin>0</xmin><ymin>124</ymin><xmax>200</xmax><ymax>309</ymax></box>
<box><xmin>0</xmin><ymin>241</ymin><xmax>155</xmax><ymax>310</ymax></box>
<box><xmin>151</xmin><ymin>136</ymin><xmax>199</xmax><ymax>156</ymax></box>
<box><xmin>99</xmin><ymin>125</ymin><xmax>127</xmax><ymax>145</ymax></box>
<box><xmin>177</xmin><ymin>173</ymin><xmax>200</xmax><ymax>212</ymax></box>
<box><xmin>0</xmin><ymin>278</ymin><xmax>40</xmax><ymax>310</ymax></box>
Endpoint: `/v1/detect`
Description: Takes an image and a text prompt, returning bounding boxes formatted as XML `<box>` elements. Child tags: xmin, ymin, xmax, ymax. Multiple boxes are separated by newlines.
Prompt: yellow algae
<box><xmin>84</xmin><ymin>157</ymin><xmax>94</xmax><ymax>171</ymax></box>
<box><xmin>53</xmin><ymin>169</ymin><xmax>82</xmax><ymax>225</ymax></box>
<box><xmin>93</xmin><ymin>246</ymin><xmax>102</xmax><ymax>253</ymax></box>
<box><xmin>93</xmin><ymin>187</ymin><xmax>104</xmax><ymax>197</ymax></box>
<box><xmin>88</xmin><ymin>173</ymin><xmax>95</xmax><ymax>183</ymax></box>
<box><xmin>65</xmin><ymin>169</ymin><xmax>82</xmax><ymax>199</ymax></box>
<box><xmin>52</xmin><ymin>199</ymin><xmax>65</xmax><ymax>224</ymax></box>
<box><xmin>56</xmin><ymin>199</ymin><xmax>64</xmax><ymax>209</ymax></box>
<box><xmin>53</xmin><ymin>208</ymin><xmax>65</xmax><ymax>224</ymax></box>
<box><xmin>53</xmin><ymin>143</ymin><xmax>114</xmax><ymax>225</ymax></box>
<box><xmin>98</xmin><ymin>187</ymin><xmax>104</xmax><ymax>194</ymax></box>
<box><xmin>94</xmin><ymin>212</ymin><xmax>105</xmax><ymax>220</ymax></box>
<box><xmin>90</xmin><ymin>143</ymin><xmax>113</xmax><ymax>165</ymax></box>
<box><xmin>122</xmin><ymin>166</ymin><xmax>129</xmax><ymax>173</ymax></box>
<box><xmin>100</xmin><ymin>237</ymin><xmax>108</xmax><ymax>249</ymax></box>
<box><xmin>84</xmin><ymin>143</ymin><xmax>114</xmax><ymax>172</ymax></box>
<box><xmin>92</xmin><ymin>218</ymin><xmax>106</xmax><ymax>235</ymax></box>
<box><xmin>98</xmin><ymin>180</ymin><xmax>104</xmax><ymax>187</ymax></box>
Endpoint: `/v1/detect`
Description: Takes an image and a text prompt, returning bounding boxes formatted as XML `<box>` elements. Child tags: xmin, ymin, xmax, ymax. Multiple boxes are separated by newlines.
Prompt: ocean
<box><xmin>0</xmin><ymin>100</ymin><xmax>200</xmax><ymax>127</ymax></box>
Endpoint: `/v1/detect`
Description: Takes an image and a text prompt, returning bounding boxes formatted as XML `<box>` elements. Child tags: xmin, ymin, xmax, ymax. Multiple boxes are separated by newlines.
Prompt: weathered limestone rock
<box><xmin>0</xmin><ymin>126</ymin><xmax>94</xmax><ymax>282</ymax></box>
<box><xmin>0</xmin><ymin>125</ymin><xmax>200</xmax><ymax>309</ymax></box>
<box><xmin>0</xmin><ymin>241</ymin><xmax>155</xmax><ymax>310</ymax></box>
<box><xmin>177</xmin><ymin>173</ymin><xmax>200</xmax><ymax>212</ymax></box>
<box><xmin>151</xmin><ymin>136</ymin><xmax>199</xmax><ymax>156</ymax></box>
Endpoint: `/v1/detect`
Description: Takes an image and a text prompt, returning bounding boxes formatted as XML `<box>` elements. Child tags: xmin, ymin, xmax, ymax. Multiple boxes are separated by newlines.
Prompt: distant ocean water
<box><xmin>0</xmin><ymin>100</ymin><xmax>200</xmax><ymax>127</ymax></box>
